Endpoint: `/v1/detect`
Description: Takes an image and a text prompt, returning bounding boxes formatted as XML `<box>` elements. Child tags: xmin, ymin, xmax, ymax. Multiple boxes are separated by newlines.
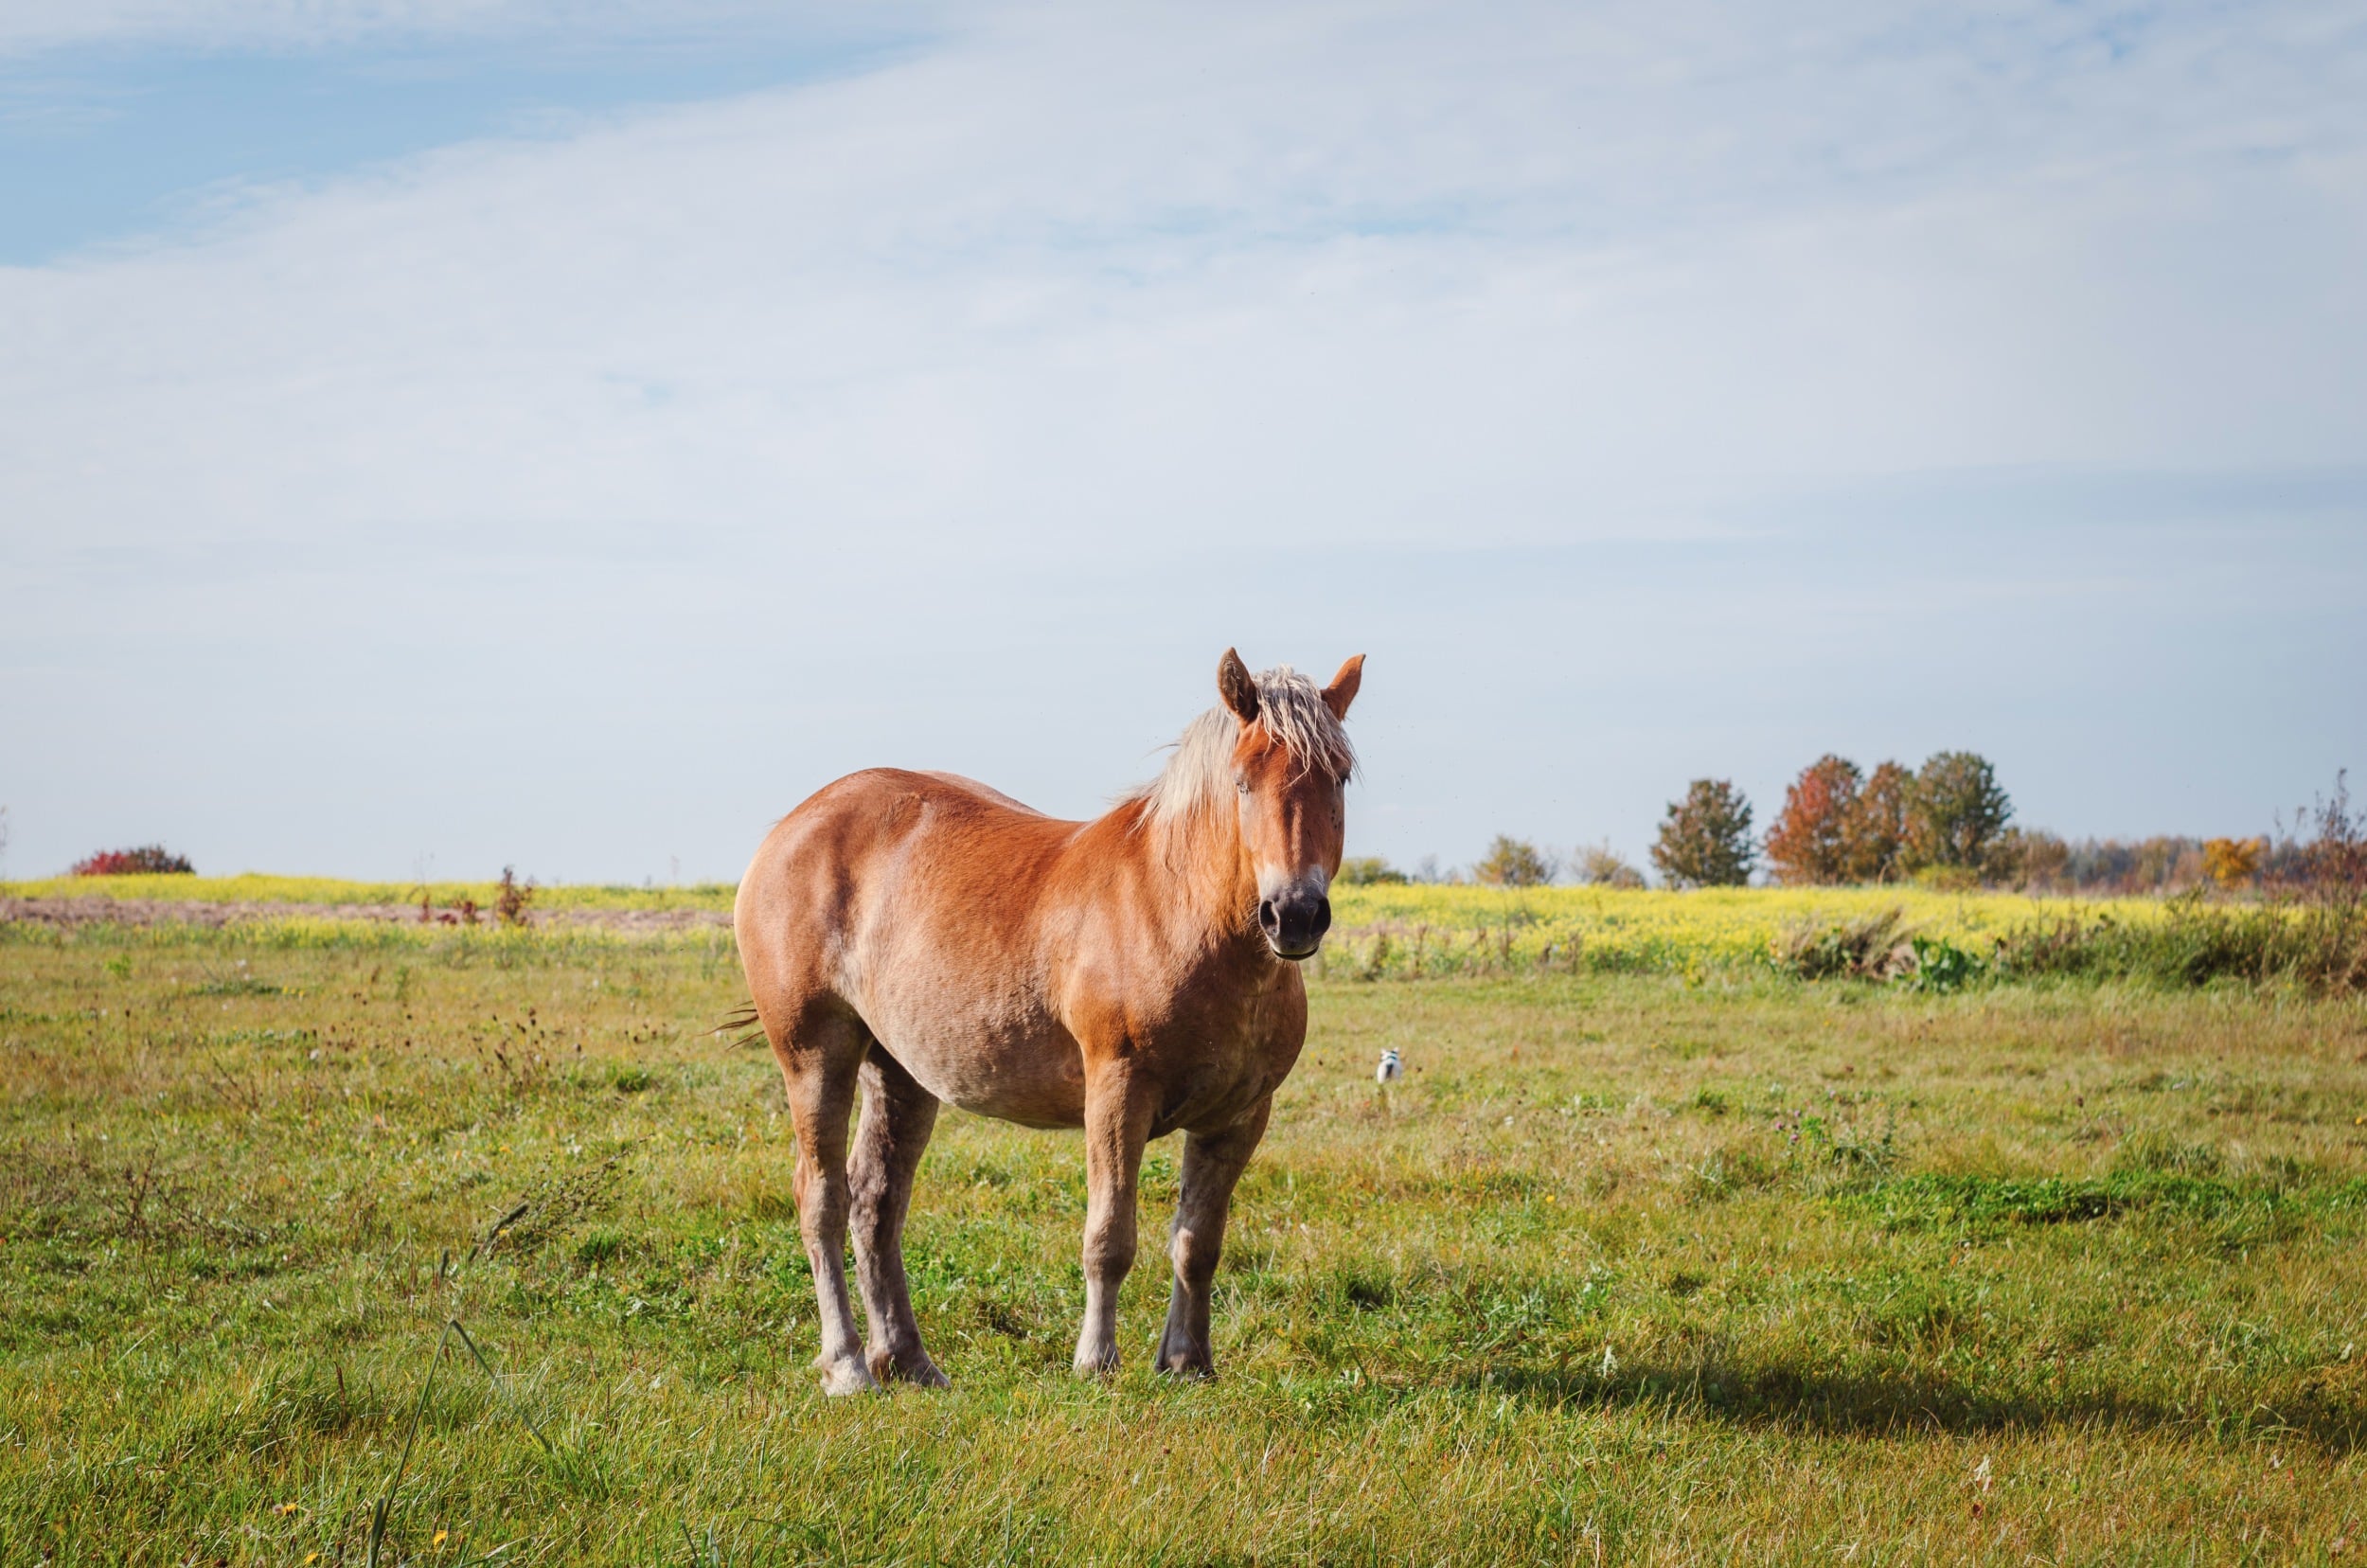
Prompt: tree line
<box><xmin>1337</xmin><ymin>756</ymin><xmax>2349</xmax><ymax>893</ymax></box>
<box><xmin>1650</xmin><ymin>752</ymin><xmax>2008</xmax><ymax>888</ymax></box>
<box><xmin>1636</xmin><ymin>757</ymin><xmax>2340</xmax><ymax>891</ymax></box>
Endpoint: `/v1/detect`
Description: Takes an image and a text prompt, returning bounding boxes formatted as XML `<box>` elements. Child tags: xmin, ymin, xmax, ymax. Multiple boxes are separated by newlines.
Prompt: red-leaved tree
<box><xmin>1841</xmin><ymin>761</ymin><xmax>1914</xmax><ymax>883</ymax></box>
<box><xmin>1765</xmin><ymin>755</ymin><xmax>1861</xmax><ymax>885</ymax></box>
<box><xmin>70</xmin><ymin>846</ymin><xmax>195</xmax><ymax>876</ymax></box>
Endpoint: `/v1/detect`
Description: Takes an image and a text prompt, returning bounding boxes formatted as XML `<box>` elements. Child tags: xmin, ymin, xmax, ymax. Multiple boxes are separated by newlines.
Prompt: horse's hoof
<box><xmin>816</xmin><ymin>1359</ymin><xmax>879</xmax><ymax>1397</ymax></box>
<box><xmin>871</xmin><ymin>1347</ymin><xmax>952</xmax><ymax>1389</ymax></box>
<box><xmin>1072</xmin><ymin>1349</ymin><xmax>1120</xmax><ymax>1379</ymax></box>
<box><xmin>1155</xmin><ymin>1328</ymin><xmax>1214</xmax><ymax>1379</ymax></box>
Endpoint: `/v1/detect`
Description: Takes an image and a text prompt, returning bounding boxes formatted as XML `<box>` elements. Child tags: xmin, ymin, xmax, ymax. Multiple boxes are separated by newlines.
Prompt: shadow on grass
<box><xmin>1458</xmin><ymin>1360</ymin><xmax>2366</xmax><ymax>1455</ymax></box>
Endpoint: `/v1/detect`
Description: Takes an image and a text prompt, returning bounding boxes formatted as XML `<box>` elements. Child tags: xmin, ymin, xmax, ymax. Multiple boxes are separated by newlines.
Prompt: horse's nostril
<box><xmin>1313</xmin><ymin>897</ymin><xmax>1332</xmax><ymax>936</ymax></box>
<box><xmin>1258</xmin><ymin>900</ymin><xmax>1280</xmax><ymax>934</ymax></box>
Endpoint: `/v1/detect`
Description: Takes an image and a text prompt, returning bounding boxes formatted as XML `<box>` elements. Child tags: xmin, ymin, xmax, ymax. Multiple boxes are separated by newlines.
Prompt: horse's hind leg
<box><xmin>774</xmin><ymin>1009</ymin><xmax>875</xmax><ymax>1396</ymax></box>
<box><xmin>1156</xmin><ymin>1096</ymin><xmax>1272</xmax><ymax>1378</ymax></box>
<box><xmin>849</xmin><ymin>1047</ymin><xmax>949</xmax><ymax>1387</ymax></box>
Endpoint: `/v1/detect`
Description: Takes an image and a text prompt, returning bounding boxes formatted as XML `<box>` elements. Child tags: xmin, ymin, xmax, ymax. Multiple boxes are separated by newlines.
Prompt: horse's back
<box><xmin>738</xmin><ymin>766</ymin><xmax>1072</xmax><ymax>946</ymax></box>
<box><xmin>917</xmin><ymin>771</ymin><xmax>1046</xmax><ymax>816</ymax></box>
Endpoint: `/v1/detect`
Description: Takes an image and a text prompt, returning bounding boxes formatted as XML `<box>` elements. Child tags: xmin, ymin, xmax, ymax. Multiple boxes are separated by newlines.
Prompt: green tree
<box><xmin>1651</xmin><ymin>780</ymin><xmax>1756</xmax><ymax>888</ymax></box>
<box><xmin>1908</xmin><ymin>751</ymin><xmax>2012</xmax><ymax>872</ymax></box>
<box><xmin>1474</xmin><ymin>835</ymin><xmax>1555</xmax><ymax>887</ymax></box>
<box><xmin>1334</xmin><ymin>856</ymin><xmax>1409</xmax><ymax>885</ymax></box>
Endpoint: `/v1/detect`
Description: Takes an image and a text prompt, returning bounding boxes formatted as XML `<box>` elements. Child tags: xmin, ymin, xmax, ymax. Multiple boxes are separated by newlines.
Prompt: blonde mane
<box><xmin>1133</xmin><ymin>665</ymin><xmax>1356</xmax><ymax>832</ymax></box>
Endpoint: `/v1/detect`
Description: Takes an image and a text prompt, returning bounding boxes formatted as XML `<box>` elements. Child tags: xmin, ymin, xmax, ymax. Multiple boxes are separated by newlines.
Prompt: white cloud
<box><xmin>2</xmin><ymin>1</ymin><xmax>2363</xmax><ymax>876</ymax></box>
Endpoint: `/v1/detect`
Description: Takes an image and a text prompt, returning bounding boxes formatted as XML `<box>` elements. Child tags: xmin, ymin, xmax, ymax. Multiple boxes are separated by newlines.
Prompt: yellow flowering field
<box><xmin>0</xmin><ymin>872</ymin><xmax>738</xmax><ymax>913</ymax></box>
<box><xmin>1322</xmin><ymin>882</ymin><xmax>2161</xmax><ymax>977</ymax></box>
<box><xmin>5</xmin><ymin>874</ymin><xmax>2175</xmax><ymax>977</ymax></box>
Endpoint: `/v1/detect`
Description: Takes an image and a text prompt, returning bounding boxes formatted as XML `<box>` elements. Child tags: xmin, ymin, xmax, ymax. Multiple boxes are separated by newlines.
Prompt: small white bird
<box><xmin>1376</xmin><ymin>1049</ymin><xmax>1404</xmax><ymax>1084</ymax></box>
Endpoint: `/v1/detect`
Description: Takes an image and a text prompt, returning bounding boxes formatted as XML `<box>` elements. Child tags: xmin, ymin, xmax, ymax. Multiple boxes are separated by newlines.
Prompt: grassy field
<box><xmin>2</xmin><ymin>875</ymin><xmax>2158</xmax><ymax>965</ymax></box>
<box><xmin>5</xmin><ymin>918</ymin><xmax>2366</xmax><ymax>1564</ymax></box>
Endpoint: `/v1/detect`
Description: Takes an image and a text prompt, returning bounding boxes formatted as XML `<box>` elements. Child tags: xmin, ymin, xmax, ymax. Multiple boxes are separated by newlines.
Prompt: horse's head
<box><xmin>1217</xmin><ymin>648</ymin><xmax>1363</xmax><ymax>960</ymax></box>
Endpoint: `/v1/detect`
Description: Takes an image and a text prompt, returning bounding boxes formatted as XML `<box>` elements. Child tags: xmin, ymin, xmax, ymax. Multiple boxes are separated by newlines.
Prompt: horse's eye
<box><xmin>1235</xmin><ymin>775</ymin><xmax>1250</xmax><ymax>793</ymax></box>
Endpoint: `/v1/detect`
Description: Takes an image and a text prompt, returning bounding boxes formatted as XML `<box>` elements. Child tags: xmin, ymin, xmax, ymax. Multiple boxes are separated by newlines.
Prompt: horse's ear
<box><xmin>1322</xmin><ymin>654</ymin><xmax>1364</xmax><ymax>721</ymax></box>
<box><xmin>1217</xmin><ymin>649</ymin><xmax>1260</xmax><ymax>723</ymax></box>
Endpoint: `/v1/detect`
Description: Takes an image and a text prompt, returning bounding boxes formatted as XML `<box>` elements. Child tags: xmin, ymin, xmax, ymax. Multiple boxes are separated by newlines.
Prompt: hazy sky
<box><xmin>4</xmin><ymin>1</ymin><xmax>2363</xmax><ymax>883</ymax></box>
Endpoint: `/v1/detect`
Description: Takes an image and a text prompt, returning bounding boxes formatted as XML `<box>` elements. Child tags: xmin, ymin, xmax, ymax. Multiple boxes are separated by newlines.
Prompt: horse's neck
<box><xmin>1114</xmin><ymin>800</ymin><xmax>1262</xmax><ymax>953</ymax></box>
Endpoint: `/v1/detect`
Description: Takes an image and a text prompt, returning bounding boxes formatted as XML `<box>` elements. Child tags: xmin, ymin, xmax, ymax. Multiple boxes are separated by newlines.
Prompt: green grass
<box><xmin>5</xmin><ymin>922</ymin><xmax>2366</xmax><ymax>1563</ymax></box>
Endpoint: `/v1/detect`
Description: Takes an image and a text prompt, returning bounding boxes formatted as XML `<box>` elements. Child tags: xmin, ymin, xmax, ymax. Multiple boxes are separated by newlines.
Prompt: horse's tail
<box><xmin>713</xmin><ymin>999</ymin><xmax>768</xmax><ymax>1051</ymax></box>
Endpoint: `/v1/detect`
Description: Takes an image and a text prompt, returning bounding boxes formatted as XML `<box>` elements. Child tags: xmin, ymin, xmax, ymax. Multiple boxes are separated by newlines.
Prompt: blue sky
<box><xmin>0</xmin><ymin>14</ymin><xmax>917</xmax><ymax>264</ymax></box>
<box><xmin>3</xmin><ymin>1</ymin><xmax>2363</xmax><ymax>882</ymax></box>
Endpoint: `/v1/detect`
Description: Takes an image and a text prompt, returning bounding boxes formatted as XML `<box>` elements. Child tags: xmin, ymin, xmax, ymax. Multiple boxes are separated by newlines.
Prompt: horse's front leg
<box><xmin>1074</xmin><ymin>1064</ymin><xmax>1157</xmax><ymax>1376</ymax></box>
<box><xmin>1157</xmin><ymin>1096</ymin><xmax>1271</xmax><ymax>1378</ymax></box>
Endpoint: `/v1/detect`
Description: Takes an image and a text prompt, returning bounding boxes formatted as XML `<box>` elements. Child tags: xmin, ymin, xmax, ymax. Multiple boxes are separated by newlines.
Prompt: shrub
<box><xmin>1473</xmin><ymin>836</ymin><xmax>1555</xmax><ymax>888</ymax></box>
<box><xmin>1651</xmin><ymin>780</ymin><xmax>1755</xmax><ymax>888</ymax></box>
<box><xmin>70</xmin><ymin>846</ymin><xmax>195</xmax><ymax>876</ymax></box>
<box><xmin>1571</xmin><ymin>841</ymin><xmax>1646</xmax><ymax>889</ymax></box>
<box><xmin>1334</xmin><ymin>856</ymin><xmax>1409</xmax><ymax>886</ymax></box>
<box><xmin>1905</xmin><ymin>935</ymin><xmax>1984</xmax><ymax>993</ymax></box>
<box><xmin>495</xmin><ymin>864</ymin><xmax>536</xmax><ymax>927</ymax></box>
<box><xmin>1994</xmin><ymin>896</ymin><xmax>2366</xmax><ymax>993</ymax></box>
<box><xmin>1771</xmin><ymin>907</ymin><xmax>1913</xmax><ymax>981</ymax></box>
<box><xmin>2283</xmin><ymin>770</ymin><xmax>2365</xmax><ymax>900</ymax></box>
<box><xmin>1765</xmin><ymin>755</ymin><xmax>1860</xmax><ymax>886</ymax></box>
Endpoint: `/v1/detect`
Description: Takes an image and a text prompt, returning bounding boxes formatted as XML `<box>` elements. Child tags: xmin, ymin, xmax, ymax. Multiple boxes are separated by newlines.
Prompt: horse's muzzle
<box><xmin>1259</xmin><ymin>891</ymin><xmax>1332</xmax><ymax>960</ymax></box>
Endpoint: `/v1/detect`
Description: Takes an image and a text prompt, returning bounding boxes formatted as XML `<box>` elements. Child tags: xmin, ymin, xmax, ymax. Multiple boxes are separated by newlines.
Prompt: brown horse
<box><xmin>735</xmin><ymin>650</ymin><xmax>1363</xmax><ymax>1394</ymax></box>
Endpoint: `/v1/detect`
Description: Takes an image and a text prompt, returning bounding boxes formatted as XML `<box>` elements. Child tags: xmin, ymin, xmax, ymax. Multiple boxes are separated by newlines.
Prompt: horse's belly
<box><xmin>869</xmin><ymin>1007</ymin><xmax>1088</xmax><ymax>1130</ymax></box>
